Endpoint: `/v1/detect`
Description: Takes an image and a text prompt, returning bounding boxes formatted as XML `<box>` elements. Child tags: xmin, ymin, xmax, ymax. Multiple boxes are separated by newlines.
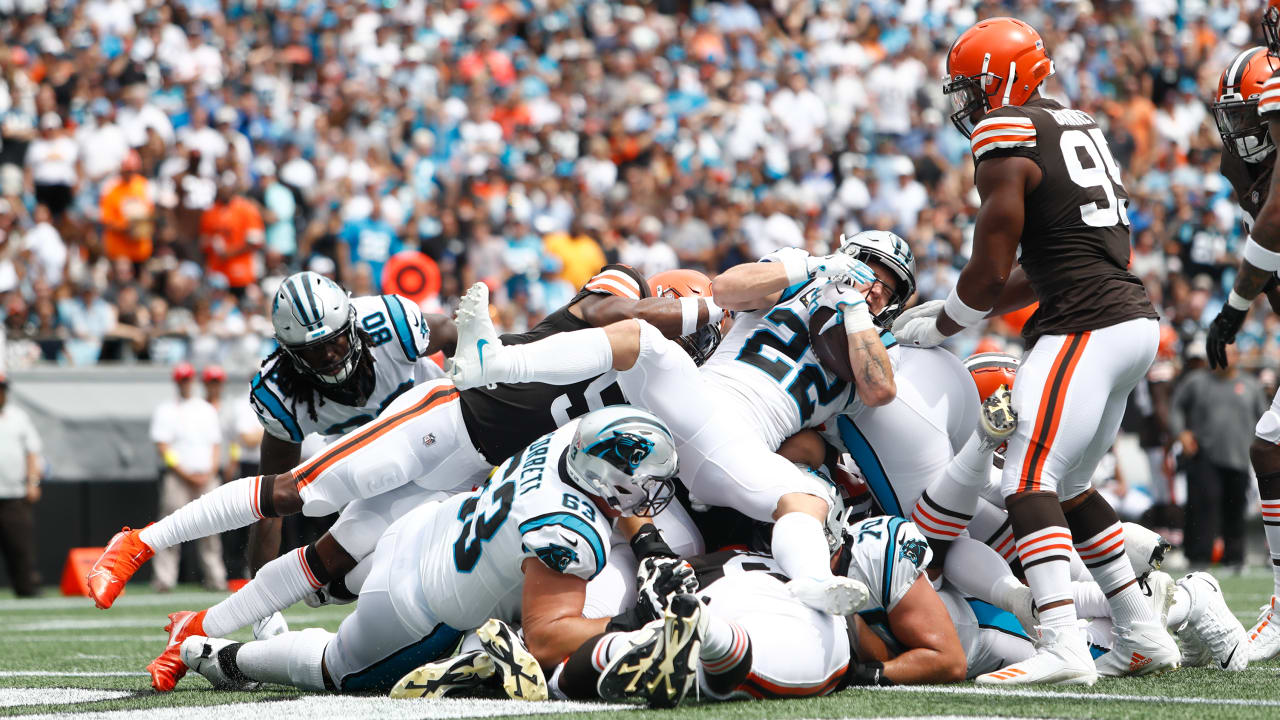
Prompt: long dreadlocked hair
<box><xmin>263</xmin><ymin>328</ymin><xmax>378</xmax><ymax>424</ymax></box>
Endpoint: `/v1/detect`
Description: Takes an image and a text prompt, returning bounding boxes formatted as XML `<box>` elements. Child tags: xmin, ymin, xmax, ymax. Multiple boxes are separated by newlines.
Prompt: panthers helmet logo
<box><xmin>585</xmin><ymin>431</ymin><xmax>655</xmax><ymax>476</ymax></box>
<box><xmin>535</xmin><ymin>543</ymin><xmax>579</xmax><ymax>572</ymax></box>
<box><xmin>900</xmin><ymin>538</ymin><xmax>929</xmax><ymax>568</ymax></box>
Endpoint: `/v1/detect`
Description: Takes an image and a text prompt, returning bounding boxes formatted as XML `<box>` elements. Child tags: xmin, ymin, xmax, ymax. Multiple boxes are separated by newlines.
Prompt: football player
<box><xmin>180</xmin><ymin>407</ymin><xmax>695</xmax><ymax>706</ymax></box>
<box><xmin>87</xmin><ymin>264</ymin><xmax>722</xmax><ymax>691</ymax></box>
<box><xmin>447</xmin><ymin>232</ymin><xmax>909</xmax><ymax>617</ymax></box>
<box><xmin>893</xmin><ymin>18</ymin><xmax>1176</xmax><ymax>683</ymax></box>
<box><xmin>1203</xmin><ymin>37</ymin><xmax>1280</xmax><ymax>662</ymax></box>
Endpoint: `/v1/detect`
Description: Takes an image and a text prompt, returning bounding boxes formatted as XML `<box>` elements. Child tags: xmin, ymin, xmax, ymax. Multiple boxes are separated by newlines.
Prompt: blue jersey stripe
<box><xmin>882</xmin><ymin>517</ymin><xmax>903</xmax><ymax>606</ymax></box>
<box><xmin>382</xmin><ymin>296</ymin><xmax>418</xmax><ymax>362</ymax></box>
<box><xmin>966</xmin><ymin>597</ymin><xmax>1032</xmax><ymax>641</ymax></box>
<box><xmin>251</xmin><ymin>373</ymin><xmax>304</xmax><ymax>442</ymax></box>
<box><xmin>836</xmin><ymin>415</ymin><xmax>901</xmax><ymax>517</ymax></box>
<box><xmin>518</xmin><ymin>512</ymin><xmax>606</xmax><ymax>579</ymax></box>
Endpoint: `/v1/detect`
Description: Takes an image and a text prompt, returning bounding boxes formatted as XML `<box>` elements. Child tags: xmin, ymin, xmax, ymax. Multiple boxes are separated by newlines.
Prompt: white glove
<box><xmin>806</xmin><ymin>253</ymin><xmax>876</xmax><ymax>284</ymax></box>
<box><xmin>817</xmin><ymin>282</ymin><xmax>873</xmax><ymax>334</ymax></box>
<box><xmin>891</xmin><ymin>299</ymin><xmax>944</xmax><ymax>335</ymax></box>
<box><xmin>252</xmin><ymin>611</ymin><xmax>289</xmax><ymax>640</ymax></box>
<box><xmin>894</xmin><ymin>313</ymin><xmax>947</xmax><ymax>348</ymax></box>
<box><xmin>303</xmin><ymin>582</ymin><xmax>354</xmax><ymax>608</ymax></box>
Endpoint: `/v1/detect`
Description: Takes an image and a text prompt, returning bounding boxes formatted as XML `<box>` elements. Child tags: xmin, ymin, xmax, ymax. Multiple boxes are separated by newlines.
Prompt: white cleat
<box><xmin>446</xmin><ymin>282</ymin><xmax>505</xmax><ymax>390</ymax></box>
<box><xmin>1094</xmin><ymin>619</ymin><xmax>1180</xmax><ymax>677</ymax></box>
<box><xmin>787</xmin><ymin>575</ymin><xmax>871</xmax><ymax>616</ymax></box>
<box><xmin>251</xmin><ymin>611</ymin><xmax>288</xmax><ymax>640</ymax></box>
<box><xmin>1123</xmin><ymin>523</ymin><xmax>1172</xmax><ymax>580</ymax></box>
<box><xmin>180</xmin><ymin>636</ymin><xmax>261</xmax><ymax>691</ymax></box>
<box><xmin>976</xmin><ymin>624</ymin><xmax>1097</xmax><ymax>685</ymax></box>
<box><xmin>1248</xmin><ymin>596</ymin><xmax>1280</xmax><ymax>662</ymax></box>
<box><xmin>1140</xmin><ymin>571</ymin><xmax>1177</xmax><ymax>628</ymax></box>
<box><xmin>1173</xmin><ymin>572</ymin><xmax>1248</xmax><ymax>671</ymax></box>
<box><xmin>997</xmin><ymin>581</ymin><xmax>1038</xmax><ymax>638</ymax></box>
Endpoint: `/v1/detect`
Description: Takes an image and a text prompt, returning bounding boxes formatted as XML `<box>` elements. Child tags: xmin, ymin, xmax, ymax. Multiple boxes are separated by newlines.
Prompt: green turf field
<box><xmin>2</xmin><ymin>570</ymin><xmax>1278</xmax><ymax>719</ymax></box>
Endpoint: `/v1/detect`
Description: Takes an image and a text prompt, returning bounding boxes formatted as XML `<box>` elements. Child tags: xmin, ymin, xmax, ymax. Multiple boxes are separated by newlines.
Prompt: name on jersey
<box><xmin>1047</xmin><ymin>108</ymin><xmax>1093</xmax><ymax>127</ymax></box>
<box><xmin>517</xmin><ymin>434</ymin><xmax>553</xmax><ymax>495</ymax></box>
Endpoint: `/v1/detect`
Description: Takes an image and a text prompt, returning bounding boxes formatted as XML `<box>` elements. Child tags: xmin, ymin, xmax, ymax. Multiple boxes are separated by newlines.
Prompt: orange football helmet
<box><xmin>1214</xmin><ymin>46</ymin><xmax>1278</xmax><ymax>162</ymax></box>
<box><xmin>1265</xmin><ymin>0</ymin><xmax>1280</xmax><ymax>54</ymax></box>
<box><xmin>943</xmin><ymin>17</ymin><xmax>1054</xmax><ymax>137</ymax></box>
<box><xmin>649</xmin><ymin>268</ymin><xmax>724</xmax><ymax>366</ymax></box>
<box><xmin>964</xmin><ymin>351</ymin><xmax>1019</xmax><ymax>403</ymax></box>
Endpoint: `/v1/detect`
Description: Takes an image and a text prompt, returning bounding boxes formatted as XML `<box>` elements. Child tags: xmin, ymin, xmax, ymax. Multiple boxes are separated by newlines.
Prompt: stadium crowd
<box><xmin>0</xmin><ymin>1</ymin><xmax>1275</xmax><ymax>547</ymax></box>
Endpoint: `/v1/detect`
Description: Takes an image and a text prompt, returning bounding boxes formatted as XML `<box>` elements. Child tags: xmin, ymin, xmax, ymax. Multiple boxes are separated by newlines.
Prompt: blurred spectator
<box><xmin>148</xmin><ymin>362</ymin><xmax>225</xmax><ymax>592</ymax></box>
<box><xmin>200</xmin><ymin>173</ymin><xmax>264</xmax><ymax>298</ymax></box>
<box><xmin>544</xmin><ymin>219</ymin><xmax>606</xmax><ymax>290</ymax></box>
<box><xmin>1170</xmin><ymin>344</ymin><xmax>1268</xmax><ymax>569</ymax></box>
<box><xmin>25</xmin><ymin>114</ymin><xmax>76</xmax><ymax>224</ymax></box>
<box><xmin>0</xmin><ymin>371</ymin><xmax>43</xmax><ymax>596</ymax></box>
<box><xmin>100</xmin><ymin>151</ymin><xmax>155</xmax><ymax>268</ymax></box>
<box><xmin>338</xmin><ymin>202</ymin><xmax>401</xmax><ymax>294</ymax></box>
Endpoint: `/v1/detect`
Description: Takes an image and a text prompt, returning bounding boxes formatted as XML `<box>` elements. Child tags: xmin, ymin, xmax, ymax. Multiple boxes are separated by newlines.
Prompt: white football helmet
<box><xmin>838</xmin><ymin>230</ymin><xmax>916</xmax><ymax>325</ymax></box>
<box><xmin>272</xmin><ymin>271</ymin><xmax>363</xmax><ymax>385</ymax></box>
<box><xmin>566</xmin><ymin>406</ymin><xmax>679</xmax><ymax>517</ymax></box>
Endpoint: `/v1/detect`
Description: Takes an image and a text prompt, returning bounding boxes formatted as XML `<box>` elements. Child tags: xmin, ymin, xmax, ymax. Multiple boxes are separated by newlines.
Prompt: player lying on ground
<box><xmin>181</xmin><ymin>406</ymin><xmax>696</xmax><ymax>706</ymax></box>
<box><xmin>87</xmin><ymin>265</ymin><xmax>722</xmax><ymax>691</ymax></box>
<box><xmin>446</xmin><ymin>231</ymin><xmax>911</xmax><ymax>618</ymax></box>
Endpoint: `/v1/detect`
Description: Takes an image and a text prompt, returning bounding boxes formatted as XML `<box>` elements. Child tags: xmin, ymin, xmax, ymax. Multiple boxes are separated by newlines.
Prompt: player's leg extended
<box><xmin>978</xmin><ymin>333</ymin><xmax>1094</xmax><ymax>686</ymax></box>
<box><xmin>448</xmin><ymin>282</ymin><xmax>634</xmax><ymax>389</ymax></box>
<box><xmin>1249</xmin><ymin>389</ymin><xmax>1280</xmax><ymax>660</ymax></box>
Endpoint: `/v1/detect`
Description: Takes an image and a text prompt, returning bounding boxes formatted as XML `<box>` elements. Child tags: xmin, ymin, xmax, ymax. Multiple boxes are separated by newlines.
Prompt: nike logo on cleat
<box><xmin>477</xmin><ymin>339</ymin><xmax>489</xmax><ymax>372</ymax></box>
<box><xmin>1221</xmin><ymin>644</ymin><xmax>1238</xmax><ymax>669</ymax></box>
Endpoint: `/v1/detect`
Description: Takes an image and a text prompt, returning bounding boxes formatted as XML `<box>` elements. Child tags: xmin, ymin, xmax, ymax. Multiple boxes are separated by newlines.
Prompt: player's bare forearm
<box><xmin>848</xmin><ymin>328</ymin><xmax>895</xmax><ymax>406</ymax></box>
<box><xmin>1232</xmin><ymin>260</ymin><xmax>1273</xmax><ymax>302</ymax></box>
<box><xmin>520</xmin><ymin>558</ymin><xmax>608</xmax><ymax>668</ymax></box>
<box><xmin>578</xmin><ymin>295</ymin><xmax>708</xmax><ymax>339</ymax></box>
<box><xmin>248</xmin><ymin>434</ymin><xmax>302</xmax><ymax>573</ymax></box>
<box><xmin>884</xmin><ymin>577</ymin><xmax>967</xmax><ymax>683</ymax></box>
<box><xmin>711</xmin><ymin>261</ymin><xmax>787</xmax><ymax>310</ymax></box>
<box><xmin>883</xmin><ymin>646</ymin><xmax>967</xmax><ymax>684</ymax></box>
<box><xmin>988</xmin><ymin>265</ymin><xmax>1037</xmax><ymax>316</ymax></box>
<box><xmin>425</xmin><ymin>314</ymin><xmax>457</xmax><ymax>356</ymax></box>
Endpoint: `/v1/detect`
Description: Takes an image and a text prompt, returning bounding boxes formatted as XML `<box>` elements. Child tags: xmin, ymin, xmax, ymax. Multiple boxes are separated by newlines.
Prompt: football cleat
<box><xmin>86</xmin><ymin>526</ymin><xmax>154</xmax><ymax>609</ymax></box>
<box><xmin>1248</xmin><ymin>596</ymin><xmax>1280</xmax><ymax>662</ymax></box>
<box><xmin>996</xmin><ymin>580</ymin><xmax>1037</xmax><ymax>638</ymax></box>
<box><xmin>598</xmin><ymin>593</ymin><xmax>703</xmax><ymax>708</ymax></box>
<box><xmin>1123</xmin><ymin>523</ymin><xmax>1172</xmax><ymax>580</ymax></box>
<box><xmin>1093</xmin><ymin>619</ymin><xmax>1180</xmax><ymax>677</ymax></box>
<box><xmin>252</xmin><ymin>611</ymin><xmax>288</xmax><ymax>640</ymax></box>
<box><xmin>787</xmin><ymin>575</ymin><xmax>871</xmax><ymax>616</ymax></box>
<box><xmin>390</xmin><ymin>649</ymin><xmax>495</xmax><ymax>699</ymax></box>
<box><xmin>1140</xmin><ymin>571</ymin><xmax>1176</xmax><ymax>628</ymax></box>
<box><xmin>976</xmin><ymin>624</ymin><xmax>1097</xmax><ymax>685</ymax></box>
<box><xmin>147</xmin><ymin>610</ymin><xmax>206</xmax><ymax>692</ymax></box>
<box><xmin>180</xmin><ymin>636</ymin><xmax>261</xmax><ymax>690</ymax></box>
<box><xmin>1173</xmin><ymin>572</ymin><xmax>1247</xmax><ymax>671</ymax></box>
<box><xmin>476</xmin><ymin>619</ymin><xmax>546</xmax><ymax>701</ymax></box>
<box><xmin>445</xmin><ymin>282</ymin><xmax>503</xmax><ymax>390</ymax></box>
<box><xmin>978</xmin><ymin>385</ymin><xmax>1017</xmax><ymax>449</ymax></box>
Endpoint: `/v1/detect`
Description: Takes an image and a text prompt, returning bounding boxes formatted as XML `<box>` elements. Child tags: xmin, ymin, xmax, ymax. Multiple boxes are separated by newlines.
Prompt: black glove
<box><xmin>630</xmin><ymin>523</ymin><xmax>678</xmax><ymax>560</ymax></box>
<box><xmin>842</xmin><ymin>660</ymin><xmax>892</xmax><ymax>687</ymax></box>
<box><xmin>635</xmin><ymin>556</ymin><xmax>699</xmax><ymax>623</ymax></box>
<box><xmin>1206</xmin><ymin>303</ymin><xmax>1246</xmax><ymax>370</ymax></box>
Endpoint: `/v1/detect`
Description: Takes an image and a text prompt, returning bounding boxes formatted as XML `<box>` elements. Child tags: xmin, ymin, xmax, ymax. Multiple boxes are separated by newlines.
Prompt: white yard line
<box><xmin>0</xmin><ymin>688</ymin><xmax>133</xmax><ymax>708</ymax></box>
<box><xmin>0</xmin><ymin>671</ymin><xmax>145</xmax><ymax>677</ymax></box>
<box><xmin>874</xmin><ymin>684</ymin><xmax>1280</xmax><ymax>707</ymax></box>
<box><xmin>16</xmin><ymin>696</ymin><xmax>631</xmax><ymax>720</ymax></box>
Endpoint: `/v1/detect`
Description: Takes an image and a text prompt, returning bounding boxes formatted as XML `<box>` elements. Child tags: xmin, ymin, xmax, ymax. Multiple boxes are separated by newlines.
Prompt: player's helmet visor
<box><xmin>675</xmin><ymin>323</ymin><xmax>724</xmax><ymax>367</ymax></box>
<box><xmin>282</xmin><ymin>308</ymin><xmax>363</xmax><ymax>385</ymax></box>
<box><xmin>943</xmin><ymin>73</ymin><xmax>998</xmax><ymax>138</ymax></box>
<box><xmin>1214</xmin><ymin>96</ymin><xmax>1273</xmax><ymax>162</ymax></box>
<box><xmin>1265</xmin><ymin>6</ymin><xmax>1280</xmax><ymax>55</ymax></box>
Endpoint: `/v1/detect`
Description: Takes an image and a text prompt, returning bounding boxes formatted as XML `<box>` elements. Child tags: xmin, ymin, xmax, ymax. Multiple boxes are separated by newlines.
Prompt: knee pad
<box><xmin>289</xmin><ymin>628</ymin><xmax>334</xmax><ymax>691</ymax></box>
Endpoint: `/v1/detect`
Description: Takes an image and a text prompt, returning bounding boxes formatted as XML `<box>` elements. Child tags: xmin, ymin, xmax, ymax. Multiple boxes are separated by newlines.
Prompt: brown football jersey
<box><xmin>1220</xmin><ymin>147</ymin><xmax>1273</xmax><ymax>233</ymax></box>
<box><xmin>971</xmin><ymin>97</ymin><xmax>1156</xmax><ymax>343</ymax></box>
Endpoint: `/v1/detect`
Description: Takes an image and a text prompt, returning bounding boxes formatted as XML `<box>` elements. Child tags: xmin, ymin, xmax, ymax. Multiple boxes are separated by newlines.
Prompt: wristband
<box><xmin>1228</xmin><ymin>290</ymin><xmax>1252</xmax><ymax>311</ymax></box>
<box><xmin>779</xmin><ymin>251</ymin><xmax>810</xmax><ymax>286</ymax></box>
<box><xmin>1244</xmin><ymin>237</ymin><xmax>1280</xmax><ymax>272</ymax></box>
<box><xmin>679</xmin><ymin>297</ymin><xmax>700</xmax><ymax>336</ymax></box>
<box><xmin>702</xmin><ymin>296</ymin><xmax>724</xmax><ymax>325</ymax></box>
<box><xmin>943</xmin><ymin>286</ymin><xmax>988</xmax><ymax>328</ymax></box>
<box><xmin>630</xmin><ymin>523</ymin><xmax>678</xmax><ymax>560</ymax></box>
<box><xmin>842</xmin><ymin>301</ymin><xmax>875</xmax><ymax>334</ymax></box>
<box><xmin>163</xmin><ymin>449</ymin><xmax>179</xmax><ymax>468</ymax></box>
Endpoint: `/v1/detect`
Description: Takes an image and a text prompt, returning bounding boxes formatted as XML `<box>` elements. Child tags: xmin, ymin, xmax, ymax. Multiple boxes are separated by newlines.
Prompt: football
<box><xmin>809</xmin><ymin>305</ymin><xmax>855</xmax><ymax>383</ymax></box>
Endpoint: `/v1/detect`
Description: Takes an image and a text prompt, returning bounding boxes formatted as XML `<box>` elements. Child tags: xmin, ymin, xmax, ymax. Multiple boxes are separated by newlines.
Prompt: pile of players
<box><xmin>81</xmin><ymin>12</ymin><xmax>1280</xmax><ymax>708</ymax></box>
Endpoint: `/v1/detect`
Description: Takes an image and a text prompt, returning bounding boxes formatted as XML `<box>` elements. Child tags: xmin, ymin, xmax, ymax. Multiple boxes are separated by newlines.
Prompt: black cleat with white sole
<box><xmin>598</xmin><ymin>593</ymin><xmax>703</xmax><ymax>708</ymax></box>
<box><xmin>477</xmin><ymin>619</ymin><xmax>548</xmax><ymax>701</ymax></box>
<box><xmin>389</xmin><ymin>649</ymin><xmax>496</xmax><ymax>699</ymax></box>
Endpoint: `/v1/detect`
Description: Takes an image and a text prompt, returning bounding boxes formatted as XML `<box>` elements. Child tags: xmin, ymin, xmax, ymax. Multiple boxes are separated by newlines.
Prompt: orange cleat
<box><xmin>147</xmin><ymin>610</ymin><xmax>206</xmax><ymax>692</ymax></box>
<box><xmin>87</xmin><ymin>526</ymin><xmax>155</xmax><ymax>609</ymax></box>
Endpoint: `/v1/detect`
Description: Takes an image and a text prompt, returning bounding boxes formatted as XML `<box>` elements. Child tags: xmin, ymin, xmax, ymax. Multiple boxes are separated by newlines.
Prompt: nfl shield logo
<box><xmin>422</xmin><ymin>433</ymin><xmax>436</xmax><ymax>447</ymax></box>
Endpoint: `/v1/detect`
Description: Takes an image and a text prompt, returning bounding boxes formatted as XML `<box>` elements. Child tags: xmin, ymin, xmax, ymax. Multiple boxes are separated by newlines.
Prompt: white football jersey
<box><xmin>249</xmin><ymin>294</ymin><xmax>446</xmax><ymax>442</ymax></box>
<box><xmin>406</xmin><ymin>420</ymin><xmax>613</xmax><ymax>630</ymax></box>
<box><xmin>841</xmin><ymin>515</ymin><xmax>931</xmax><ymax>612</ymax></box>
<box><xmin>700</xmin><ymin>249</ymin><xmax>855</xmax><ymax>449</ymax></box>
<box><xmin>820</xmin><ymin>346</ymin><xmax>978</xmax><ymax>517</ymax></box>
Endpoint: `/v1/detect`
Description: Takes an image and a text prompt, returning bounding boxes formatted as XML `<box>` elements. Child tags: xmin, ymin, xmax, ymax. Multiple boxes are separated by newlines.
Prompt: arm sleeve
<box><xmin>970</xmin><ymin>107</ymin><xmax>1040</xmax><ymax>167</ymax></box>
<box><xmin>518</xmin><ymin>510</ymin><xmax>609</xmax><ymax>581</ymax></box>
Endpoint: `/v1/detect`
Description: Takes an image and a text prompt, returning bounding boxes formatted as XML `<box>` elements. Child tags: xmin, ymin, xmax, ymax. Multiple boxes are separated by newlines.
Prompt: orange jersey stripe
<box><xmin>293</xmin><ymin>385</ymin><xmax>459</xmax><ymax>490</ymax></box>
<box><xmin>742</xmin><ymin>664</ymin><xmax>847</xmax><ymax>699</ymax></box>
<box><xmin>972</xmin><ymin>133</ymin><xmax>1036</xmax><ymax>155</ymax></box>
<box><xmin>585</xmin><ymin>277</ymin><xmax>640</xmax><ymax>298</ymax></box>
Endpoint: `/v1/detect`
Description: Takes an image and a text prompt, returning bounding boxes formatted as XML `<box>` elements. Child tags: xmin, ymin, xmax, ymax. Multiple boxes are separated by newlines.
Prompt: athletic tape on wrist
<box><xmin>780</xmin><ymin>252</ymin><xmax>810</xmax><ymax>286</ymax></box>
<box><xmin>703</xmin><ymin>296</ymin><xmax>723</xmax><ymax>325</ymax></box>
<box><xmin>1228</xmin><ymin>290</ymin><xmax>1253</xmax><ymax>311</ymax></box>
<box><xmin>1244</xmin><ymin>237</ymin><xmax>1280</xmax><ymax>272</ymax></box>
<box><xmin>943</xmin><ymin>286</ymin><xmax>987</xmax><ymax>328</ymax></box>
<box><xmin>679</xmin><ymin>297</ymin><xmax>700</xmax><ymax>336</ymax></box>
<box><xmin>842</xmin><ymin>302</ymin><xmax>875</xmax><ymax>334</ymax></box>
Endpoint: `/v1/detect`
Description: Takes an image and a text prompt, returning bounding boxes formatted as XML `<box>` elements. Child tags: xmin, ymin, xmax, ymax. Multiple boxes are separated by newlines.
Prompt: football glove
<box><xmin>635</xmin><ymin>556</ymin><xmax>699</xmax><ymax>624</ymax></box>
<box><xmin>817</xmin><ymin>282</ymin><xmax>870</xmax><ymax>332</ymax></box>
<box><xmin>629</xmin><ymin>523</ymin><xmax>679</xmax><ymax>561</ymax></box>
<box><xmin>807</xmin><ymin>253</ymin><xmax>877</xmax><ymax>284</ymax></box>
<box><xmin>1206</xmin><ymin>304</ymin><xmax>1245</xmax><ymax>370</ymax></box>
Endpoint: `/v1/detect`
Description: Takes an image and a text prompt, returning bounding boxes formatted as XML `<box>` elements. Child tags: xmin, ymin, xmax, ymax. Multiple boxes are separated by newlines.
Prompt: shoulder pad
<box><xmin>971</xmin><ymin>107</ymin><xmax>1037</xmax><ymax>161</ymax></box>
<box><xmin>248</xmin><ymin>370</ymin><xmax>304</xmax><ymax>442</ymax></box>
<box><xmin>1259</xmin><ymin>72</ymin><xmax>1280</xmax><ymax>119</ymax></box>
<box><xmin>519</xmin><ymin>510</ymin><xmax>608</xmax><ymax>581</ymax></box>
<box><xmin>583</xmin><ymin>264</ymin><xmax>647</xmax><ymax>300</ymax></box>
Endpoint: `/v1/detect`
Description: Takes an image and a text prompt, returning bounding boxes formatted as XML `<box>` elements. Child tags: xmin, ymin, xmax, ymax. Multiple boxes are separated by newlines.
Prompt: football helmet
<box><xmin>1214</xmin><ymin>46</ymin><xmax>1278</xmax><ymax>163</ymax></box>
<box><xmin>1265</xmin><ymin>0</ymin><xmax>1280</xmax><ymax>54</ymax></box>
<box><xmin>649</xmin><ymin>268</ymin><xmax>724</xmax><ymax>366</ymax></box>
<box><xmin>272</xmin><ymin>271</ymin><xmax>363</xmax><ymax>385</ymax></box>
<box><xmin>566</xmin><ymin>406</ymin><xmax>679</xmax><ymax>517</ymax></box>
<box><xmin>965</xmin><ymin>351</ymin><xmax>1019</xmax><ymax>402</ymax></box>
<box><xmin>838</xmin><ymin>230</ymin><xmax>916</xmax><ymax>326</ymax></box>
<box><xmin>943</xmin><ymin>18</ymin><xmax>1054</xmax><ymax>137</ymax></box>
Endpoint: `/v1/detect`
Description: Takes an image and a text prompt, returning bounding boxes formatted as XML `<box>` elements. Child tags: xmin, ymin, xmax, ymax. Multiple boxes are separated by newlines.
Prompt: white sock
<box><xmin>491</xmin><ymin>328</ymin><xmax>613</xmax><ymax>385</ymax></box>
<box><xmin>700</xmin><ymin>620</ymin><xmax>749</xmax><ymax>677</ymax></box>
<box><xmin>1167</xmin><ymin>587</ymin><xmax>1192</xmax><ymax>629</ymax></box>
<box><xmin>1068</xmin><ymin>552</ymin><xmax>1090</xmax><ymax>581</ymax></box>
<box><xmin>912</xmin><ymin>438</ymin><xmax>989</xmax><ymax>551</ymax></box>
<box><xmin>945</xmin><ymin>536</ymin><xmax>1019</xmax><ymax>603</ymax></box>
<box><xmin>1017</xmin><ymin>526</ymin><xmax>1076</xmax><ymax>631</ymax></box>
<box><xmin>1264</xmin><ymin>498</ymin><xmax>1280</xmax><ymax>598</ymax></box>
<box><xmin>1085</xmin><ymin>617</ymin><xmax>1114</xmax><ymax>651</ymax></box>
<box><xmin>1109</xmin><ymin>583</ymin><xmax>1157</xmax><ymax>626</ymax></box>
<box><xmin>139</xmin><ymin>475</ymin><xmax>266</xmax><ymax>551</ymax></box>
<box><xmin>1071</xmin><ymin>581</ymin><xmax>1111</xmax><ymax>619</ymax></box>
<box><xmin>235</xmin><ymin>627</ymin><xmax>332</xmax><ymax>690</ymax></box>
<box><xmin>772</xmin><ymin>512</ymin><xmax>834</xmax><ymax>581</ymax></box>
<box><xmin>548</xmin><ymin>661</ymin><xmax>569</xmax><ymax>700</ymax></box>
<box><xmin>204</xmin><ymin>548</ymin><xmax>321</xmax><ymax>637</ymax></box>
